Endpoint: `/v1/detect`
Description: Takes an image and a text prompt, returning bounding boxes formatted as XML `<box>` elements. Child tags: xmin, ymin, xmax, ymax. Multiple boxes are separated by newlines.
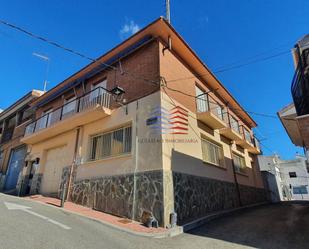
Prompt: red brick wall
<box><xmin>35</xmin><ymin>40</ymin><xmax>160</xmax><ymax>118</ymax></box>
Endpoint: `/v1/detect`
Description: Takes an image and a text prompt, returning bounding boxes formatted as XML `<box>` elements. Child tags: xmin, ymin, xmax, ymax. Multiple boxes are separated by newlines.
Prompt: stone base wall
<box><xmin>70</xmin><ymin>170</ymin><xmax>164</xmax><ymax>226</ymax></box>
<box><xmin>173</xmin><ymin>172</ymin><xmax>267</xmax><ymax>225</ymax></box>
<box><xmin>239</xmin><ymin>184</ymin><xmax>267</xmax><ymax>206</ymax></box>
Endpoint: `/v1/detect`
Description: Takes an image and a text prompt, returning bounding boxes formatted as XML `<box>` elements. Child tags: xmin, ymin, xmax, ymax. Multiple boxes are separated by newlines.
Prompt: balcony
<box><xmin>219</xmin><ymin>112</ymin><xmax>243</xmax><ymax>141</ymax></box>
<box><xmin>236</xmin><ymin>126</ymin><xmax>260</xmax><ymax>154</ymax></box>
<box><xmin>22</xmin><ymin>87</ymin><xmax>112</xmax><ymax>144</ymax></box>
<box><xmin>291</xmin><ymin>48</ymin><xmax>309</xmax><ymax>116</ymax></box>
<box><xmin>251</xmin><ymin>137</ymin><xmax>261</xmax><ymax>154</ymax></box>
<box><xmin>196</xmin><ymin>93</ymin><xmax>226</xmax><ymax>129</ymax></box>
<box><xmin>0</xmin><ymin>127</ymin><xmax>14</xmax><ymax>144</ymax></box>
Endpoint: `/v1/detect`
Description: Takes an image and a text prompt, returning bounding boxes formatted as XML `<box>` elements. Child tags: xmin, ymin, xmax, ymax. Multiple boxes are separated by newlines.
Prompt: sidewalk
<box><xmin>24</xmin><ymin>195</ymin><xmax>181</xmax><ymax>238</ymax></box>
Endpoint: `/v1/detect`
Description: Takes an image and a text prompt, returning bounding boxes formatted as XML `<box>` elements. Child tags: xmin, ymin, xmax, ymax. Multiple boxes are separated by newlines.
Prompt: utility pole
<box><xmin>166</xmin><ymin>0</ymin><xmax>171</xmax><ymax>24</ymax></box>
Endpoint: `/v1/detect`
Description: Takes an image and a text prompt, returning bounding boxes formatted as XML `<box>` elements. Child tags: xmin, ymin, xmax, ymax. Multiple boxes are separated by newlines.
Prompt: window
<box><xmin>232</xmin><ymin>153</ymin><xmax>246</xmax><ymax>174</ymax></box>
<box><xmin>18</xmin><ymin>108</ymin><xmax>33</xmax><ymax>125</ymax></box>
<box><xmin>37</xmin><ymin>109</ymin><xmax>53</xmax><ymax>130</ymax></box>
<box><xmin>293</xmin><ymin>186</ymin><xmax>308</xmax><ymax>194</ymax></box>
<box><xmin>230</xmin><ymin>116</ymin><xmax>240</xmax><ymax>133</ymax></box>
<box><xmin>195</xmin><ymin>86</ymin><xmax>208</xmax><ymax>113</ymax></box>
<box><xmin>289</xmin><ymin>172</ymin><xmax>297</xmax><ymax>178</ymax></box>
<box><xmin>91</xmin><ymin>80</ymin><xmax>107</xmax><ymax>100</ymax></box>
<box><xmin>244</xmin><ymin>128</ymin><xmax>252</xmax><ymax>143</ymax></box>
<box><xmin>89</xmin><ymin>125</ymin><xmax>132</xmax><ymax>161</ymax></box>
<box><xmin>216</xmin><ymin>106</ymin><xmax>223</xmax><ymax>120</ymax></box>
<box><xmin>62</xmin><ymin>96</ymin><xmax>77</xmax><ymax>118</ymax></box>
<box><xmin>201</xmin><ymin>138</ymin><xmax>224</xmax><ymax>167</ymax></box>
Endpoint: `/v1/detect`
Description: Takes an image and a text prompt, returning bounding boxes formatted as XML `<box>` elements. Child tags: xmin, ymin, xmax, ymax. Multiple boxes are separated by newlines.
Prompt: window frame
<box><xmin>293</xmin><ymin>185</ymin><xmax>308</xmax><ymax>194</ymax></box>
<box><xmin>201</xmin><ymin>137</ymin><xmax>225</xmax><ymax>168</ymax></box>
<box><xmin>88</xmin><ymin>124</ymin><xmax>132</xmax><ymax>161</ymax></box>
<box><xmin>195</xmin><ymin>85</ymin><xmax>208</xmax><ymax>113</ymax></box>
<box><xmin>232</xmin><ymin>153</ymin><xmax>247</xmax><ymax>174</ymax></box>
<box><xmin>289</xmin><ymin>172</ymin><xmax>297</xmax><ymax>178</ymax></box>
<box><xmin>62</xmin><ymin>96</ymin><xmax>77</xmax><ymax>116</ymax></box>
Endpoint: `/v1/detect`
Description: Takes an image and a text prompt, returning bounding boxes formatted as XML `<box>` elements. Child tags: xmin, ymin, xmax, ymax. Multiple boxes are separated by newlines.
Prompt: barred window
<box><xmin>201</xmin><ymin>138</ymin><xmax>224</xmax><ymax>167</ymax></box>
<box><xmin>89</xmin><ymin>125</ymin><xmax>132</xmax><ymax>161</ymax></box>
<box><xmin>232</xmin><ymin>153</ymin><xmax>246</xmax><ymax>173</ymax></box>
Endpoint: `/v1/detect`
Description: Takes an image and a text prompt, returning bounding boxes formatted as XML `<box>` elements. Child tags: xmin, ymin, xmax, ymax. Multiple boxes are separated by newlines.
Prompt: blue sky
<box><xmin>1</xmin><ymin>0</ymin><xmax>308</xmax><ymax>159</ymax></box>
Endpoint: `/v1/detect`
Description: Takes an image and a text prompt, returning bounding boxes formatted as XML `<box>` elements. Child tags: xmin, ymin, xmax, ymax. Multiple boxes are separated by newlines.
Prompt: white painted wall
<box><xmin>259</xmin><ymin>155</ymin><xmax>309</xmax><ymax>201</ymax></box>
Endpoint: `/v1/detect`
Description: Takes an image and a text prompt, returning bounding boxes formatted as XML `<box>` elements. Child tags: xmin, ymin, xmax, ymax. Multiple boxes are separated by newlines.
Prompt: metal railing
<box><xmin>25</xmin><ymin>87</ymin><xmax>111</xmax><ymax>136</ymax></box>
<box><xmin>291</xmin><ymin>48</ymin><xmax>309</xmax><ymax>116</ymax></box>
<box><xmin>240</xmin><ymin>125</ymin><xmax>253</xmax><ymax>144</ymax></box>
<box><xmin>253</xmin><ymin>137</ymin><xmax>260</xmax><ymax>151</ymax></box>
<box><xmin>196</xmin><ymin>92</ymin><xmax>261</xmax><ymax>150</ymax></box>
<box><xmin>1</xmin><ymin>127</ymin><xmax>14</xmax><ymax>144</ymax></box>
<box><xmin>223</xmin><ymin>112</ymin><xmax>241</xmax><ymax>134</ymax></box>
<box><xmin>196</xmin><ymin>92</ymin><xmax>224</xmax><ymax>120</ymax></box>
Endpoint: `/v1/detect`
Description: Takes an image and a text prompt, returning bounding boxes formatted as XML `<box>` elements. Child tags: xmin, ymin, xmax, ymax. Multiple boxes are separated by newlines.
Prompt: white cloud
<box><xmin>119</xmin><ymin>20</ymin><xmax>140</xmax><ymax>39</ymax></box>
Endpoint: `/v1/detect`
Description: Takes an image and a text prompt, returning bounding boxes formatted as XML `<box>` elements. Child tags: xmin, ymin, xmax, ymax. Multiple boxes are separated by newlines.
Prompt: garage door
<box><xmin>4</xmin><ymin>146</ymin><xmax>27</xmax><ymax>191</ymax></box>
<box><xmin>40</xmin><ymin>146</ymin><xmax>70</xmax><ymax>196</ymax></box>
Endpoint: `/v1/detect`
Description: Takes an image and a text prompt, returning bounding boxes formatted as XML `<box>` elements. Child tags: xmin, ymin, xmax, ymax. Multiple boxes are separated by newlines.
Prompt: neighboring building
<box><xmin>0</xmin><ymin>90</ymin><xmax>44</xmax><ymax>194</ymax></box>
<box><xmin>278</xmin><ymin>34</ymin><xmax>309</xmax><ymax>155</ymax></box>
<box><xmin>20</xmin><ymin>17</ymin><xmax>266</xmax><ymax>227</ymax></box>
<box><xmin>259</xmin><ymin>154</ymin><xmax>309</xmax><ymax>201</ymax></box>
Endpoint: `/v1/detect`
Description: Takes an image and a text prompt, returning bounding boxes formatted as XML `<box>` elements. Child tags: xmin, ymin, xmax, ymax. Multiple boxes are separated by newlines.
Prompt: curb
<box><xmin>182</xmin><ymin>202</ymin><xmax>269</xmax><ymax>232</ymax></box>
<box><xmin>0</xmin><ymin>193</ymin><xmax>182</xmax><ymax>238</ymax></box>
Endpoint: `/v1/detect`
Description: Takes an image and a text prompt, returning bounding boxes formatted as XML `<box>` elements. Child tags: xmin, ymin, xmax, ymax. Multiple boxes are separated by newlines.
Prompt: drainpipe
<box><xmin>66</xmin><ymin>127</ymin><xmax>81</xmax><ymax>202</ymax></box>
<box><xmin>229</xmin><ymin>144</ymin><xmax>242</xmax><ymax>207</ymax></box>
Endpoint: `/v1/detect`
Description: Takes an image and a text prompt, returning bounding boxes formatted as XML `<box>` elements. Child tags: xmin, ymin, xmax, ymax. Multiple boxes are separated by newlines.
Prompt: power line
<box><xmin>0</xmin><ymin>19</ymin><xmax>114</xmax><ymax>68</ymax></box>
<box><xmin>165</xmin><ymin>49</ymin><xmax>291</xmax><ymax>84</ymax></box>
<box><xmin>0</xmin><ymin>18</ymin><xmax>294</xmax><ymax>122</ymax></box>
<box><xmin>213</xmin><ymin>41</ymin><xmax>293</xmax><ymax>72</ymax></box>
<box><xmin>162</xmin><ymin>89</ymin><xmax>273</xmax><ymax>158</ymax></box>
<box><xmin>162</xmin><ymin>84</ymin><xmax>279</xmax><ymax>119</ymax></box>
<box><xmin>0</xmin><ymin>19</ymin><xmax>161</xmax><ymax>88</ymax></box>
<box><xmin>0</xmin><ymin>18</ymin><xmax>294</xmax><ymax>86</ymax></box>
<box><xmin>215</xmin><ymin>50</ymin><xmax>291</xmax><ymax>74</ymax></box>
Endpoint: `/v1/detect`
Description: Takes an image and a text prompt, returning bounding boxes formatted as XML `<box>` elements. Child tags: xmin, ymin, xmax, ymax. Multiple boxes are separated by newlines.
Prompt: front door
<box><xmin>40</xmin><ymin>146</ymin><xmax>68</xmax><ymax>196</ymax></box>
<box><xmin>4</xmin><ymin>146</ymin><xmax>27</xmax><ymax>191</ymax></box>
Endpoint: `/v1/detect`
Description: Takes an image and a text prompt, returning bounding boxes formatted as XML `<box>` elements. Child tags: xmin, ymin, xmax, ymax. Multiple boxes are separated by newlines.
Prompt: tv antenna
<box><xmin>166</xmin><ymin>0</ymin><xmax>171</xmax><ymax>24</ymax></box>
<box><xmin>33</xmin><ymin>52</ymin><xmax>50</xmax><ymax>91</ymax></box>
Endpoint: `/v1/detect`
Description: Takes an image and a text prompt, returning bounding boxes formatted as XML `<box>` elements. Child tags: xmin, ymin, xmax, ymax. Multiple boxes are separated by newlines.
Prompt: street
<box><xmin>0</xmin><ymin>193</ymin><xmax>309</xmax><ymax>249</ymax></box>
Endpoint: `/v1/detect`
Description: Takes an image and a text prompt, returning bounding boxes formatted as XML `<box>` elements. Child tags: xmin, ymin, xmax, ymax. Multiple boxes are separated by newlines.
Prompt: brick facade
<box><xmin>35</xmin><ymin>40</ymin><xmax>160</xmax><ymax>118</ymax></box>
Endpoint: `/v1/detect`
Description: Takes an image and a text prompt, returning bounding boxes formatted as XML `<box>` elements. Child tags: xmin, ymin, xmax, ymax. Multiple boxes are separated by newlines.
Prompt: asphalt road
<box><xmin>0</xmin><ymin>193</ymin><xmax>309</xmax><ymax>249</ymax></box>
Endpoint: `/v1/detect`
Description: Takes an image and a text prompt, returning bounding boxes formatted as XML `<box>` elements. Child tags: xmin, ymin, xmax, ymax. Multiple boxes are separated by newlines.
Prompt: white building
<box><xmin>259</xmin><ymin>155</ymin><xmax>309</xmax><ymax>201</ymax></box>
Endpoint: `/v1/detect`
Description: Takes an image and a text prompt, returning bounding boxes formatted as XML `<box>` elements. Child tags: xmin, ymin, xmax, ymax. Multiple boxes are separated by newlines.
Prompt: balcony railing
<box><xmin>241</xmin><ymin>126</ymin><xmax>253</xmax><ymax>144</ymax></box>
<box><xmin>253</xmin><ymin>137</ymin><xmax>260</xmax><ymax>151</ymax></box>
<box><xmin>0</xmin><ymin>126</ymin><xmax>14</xmax><ymax>144</ymax></box>
<box><xmin>292</xmin><ymin>48</ymin><xmax>309</xmax><ymax>116</ymax></box>
<box><xmin>25</xmin><ymin>87</ymin><xmax>111</xmax><ymax>136</ymax></box>
<box><xmin>196</xmin><ymin>93</ymin><xmax>224</xmax><ymax>121</ymax></box>
<box><xmin>223</xmin><ymin>112</ymin><xmax>241</xmax><ymax>134</ymax></box>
